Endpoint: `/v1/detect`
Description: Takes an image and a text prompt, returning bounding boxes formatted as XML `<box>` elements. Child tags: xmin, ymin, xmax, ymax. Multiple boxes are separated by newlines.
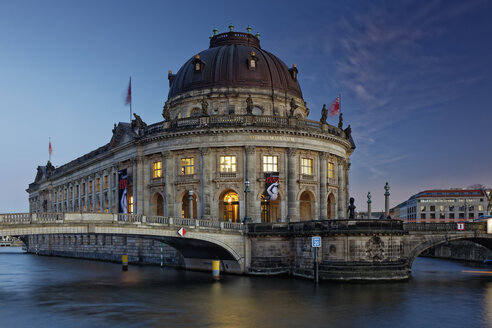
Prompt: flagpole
<box><xmin>129</xmin><ymin>76</ymin><xmax>132</xmax><ymax>122</ymax></box>
<box><xmin>49</xmin><ymin>137</ymin><xmax>51</xmax><ymax>162</ymax></box>
<box><xmin>339</xmin><ymin>93</ymin><xmax>341</xmax><ymax>114</ymax></box>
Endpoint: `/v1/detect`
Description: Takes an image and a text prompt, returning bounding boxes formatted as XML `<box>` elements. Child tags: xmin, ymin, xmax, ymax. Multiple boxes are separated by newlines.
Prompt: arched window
<box><xmin>152</xmin><ymin>193</ymin><xmax>164</xmax><ymax>216</ymax></box>
<box><xmin>300</xmin><ymin>191</ymin><xmax>314</xmax><ymax>221</ymax></box>
<box><xmin>220</xmin><ymin>191</ymin><xmax>239</xmax><ymax>222</ymax></box>
<box><xmin>181</xmin><ymin>191</ymin><xmax>197</xmax><ymax>219</ymax></box>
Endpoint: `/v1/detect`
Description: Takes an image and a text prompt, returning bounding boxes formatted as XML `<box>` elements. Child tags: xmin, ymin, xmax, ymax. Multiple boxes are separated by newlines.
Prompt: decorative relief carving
<box><xmin>287</xmin><ymin>147</ymin><xmax>297</xmax><ymax>157</ymax></box>
<box><xmin>319</xmin><ymin>152</ymin><xmax>327</xmax><ymax>160</ymax></box>
<box><xmin>365</xmin><ymin>236</ymin><xmax>385</xmax><ymax>262</ymax></box>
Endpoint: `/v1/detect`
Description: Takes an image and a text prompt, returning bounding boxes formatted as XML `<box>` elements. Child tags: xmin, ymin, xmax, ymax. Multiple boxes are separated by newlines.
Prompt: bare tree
<box><xmin>468</xmin><ymin>184</ymin><xmax>487</xmax><ymax>189</ymax></box>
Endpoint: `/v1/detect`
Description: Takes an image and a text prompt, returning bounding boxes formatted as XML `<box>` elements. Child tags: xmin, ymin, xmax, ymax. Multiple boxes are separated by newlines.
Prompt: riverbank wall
<box><xmin>26</xmin><ymin>234</ymin><xmax>184</xmax><ymax>267</ymax></box>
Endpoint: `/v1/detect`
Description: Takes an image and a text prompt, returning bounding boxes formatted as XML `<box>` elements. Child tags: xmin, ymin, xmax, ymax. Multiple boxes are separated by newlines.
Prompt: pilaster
<box><xmin>245</xmin><ymin>146</ymin><xmax>257</xmax><ymax>221</ymax></box>
<box><xmin>319</xmin><ymin>152</ymin><xmax>328</xmax><ymax>220</ymax></box>
<box><xmin>287</xmin><ymin>147</ymin><xmax>298</xmax><ymax>221</ymax></box>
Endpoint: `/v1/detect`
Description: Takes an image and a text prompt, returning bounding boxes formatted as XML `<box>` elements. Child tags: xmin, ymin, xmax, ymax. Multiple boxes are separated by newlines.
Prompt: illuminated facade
<box><xmin>27</xmin><ymin>29</ymin><xmax>355</xmax><ymax>223</ymax></box>
<box><xmin>392</xmin><ymin>189</ymin><xmax>491</xmax><ymax>222</ymax></box>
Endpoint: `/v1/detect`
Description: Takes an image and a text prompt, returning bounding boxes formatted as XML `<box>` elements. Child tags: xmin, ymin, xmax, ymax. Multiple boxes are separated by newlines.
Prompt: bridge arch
<box><xmin>406</xmin><ymin>234</ymin><xmax>492</xmax><ymax>269</ymax></box>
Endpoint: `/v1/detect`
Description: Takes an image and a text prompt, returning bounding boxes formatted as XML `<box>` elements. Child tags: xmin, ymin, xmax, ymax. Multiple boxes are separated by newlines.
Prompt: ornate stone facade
<box><xmin>27</xmin><ymin>30</ymin><xmax>355</xmax><ymax>223</ymax></box>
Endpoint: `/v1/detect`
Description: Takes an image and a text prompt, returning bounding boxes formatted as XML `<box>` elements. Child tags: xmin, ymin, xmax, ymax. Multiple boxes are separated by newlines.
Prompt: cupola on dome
<box><xmin>168</xmin><ymin>28</ymin><xmax>302</xmax><ymax>99</ymax></box>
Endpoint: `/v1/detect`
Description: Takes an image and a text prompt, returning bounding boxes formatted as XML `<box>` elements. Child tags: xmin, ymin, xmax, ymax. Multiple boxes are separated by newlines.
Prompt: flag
<box><xmin>49</xmin><ymin>139</ymin><xmax>53</xmax><ymax>156</ymax></box>
<box><xmin>329</xmin><ymin>96</ymin><xmax>340</xmax><ymax>116</ymax></box>
<box><xmin>125</xmin><ymin>77</ymin><xmax>131</xmax><ymax>105</ymax></box>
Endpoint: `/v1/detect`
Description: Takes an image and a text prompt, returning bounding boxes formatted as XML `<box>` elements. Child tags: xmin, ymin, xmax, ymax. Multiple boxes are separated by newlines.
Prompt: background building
<box><xmin>391</xmin><ymin>188</ymin><xmax>491</xmax><ymax>223</ymax></box>
<box><xmin>27</xmin><ymin>29</ymin><xmax>355</xmax><ymax>223</ymax></box>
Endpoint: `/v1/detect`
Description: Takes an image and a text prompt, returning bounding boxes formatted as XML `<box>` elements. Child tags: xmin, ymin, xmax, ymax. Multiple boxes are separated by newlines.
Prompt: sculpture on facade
<box><xmin>246</xmin><ymin>94</ymin><xmax>253</xmax><ymax>115</ymax></box>
<box><xmin>338</xmin><ymin>112</ymin><xmax>343</xmax><ymax>129</ymax></box>
<box><xmin>132</xmin><ymin>113</ymin><xmax>147</xmax><ymax>130</ymax></box>
<box><xmin>344</xmin><ymin>124</ymin><xmax>352</xmax><ymax>139</ymax></box>
<box><xmin>289</xmin><ymin>98</ymin><xmax>297</xmax><ymax>117</ymax></box>
<box><xmin>199</xmin><ymin>97</ymin><xmax>209</xmax><ymax>116</ymax></box>
<box><xmin>320</xmin><ymin>104</ymin><xmax>328</xmax><ymax>123</ymax></box>
<box><xmin>347</xmin><ymin>197</ymin><xmax>356</xmax><ymax>219</ymax></box>
<box><xmin>162</xmin><ymin>104</ymin><xmax>171</xmax><ymax>121</ymax></box>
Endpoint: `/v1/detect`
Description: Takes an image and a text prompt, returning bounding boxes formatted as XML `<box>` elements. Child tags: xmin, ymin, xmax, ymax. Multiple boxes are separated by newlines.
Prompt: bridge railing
<box><xmin>247</xmin><ymin>219</ymin><xmax>404</xmax><ymax>234</ymax></box>
<box><xmin>0</xmin><ymin>213</ymin><xmax>32</xmax><ymax>224</ymax></box>
<box><xmin>117</xmin><ymin>214</ymin><xmax>143</xmax><ymax>223</ymax></box>
<box><xmin>404</xmin><ymin>222</ymin><xmax>486</xmax><ymax>232</ymax></box>
<box><xmin>0</xmin><ymin>212</ymin><xmax>245</xmax><ymax>233</ymax></box>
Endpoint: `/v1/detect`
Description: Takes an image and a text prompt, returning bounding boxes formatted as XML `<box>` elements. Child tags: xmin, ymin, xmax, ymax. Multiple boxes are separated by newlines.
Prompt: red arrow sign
<box><xmin>178</xmin><ymin>227</ymin><xmax>187</xmax><ymax>236</ymax></box>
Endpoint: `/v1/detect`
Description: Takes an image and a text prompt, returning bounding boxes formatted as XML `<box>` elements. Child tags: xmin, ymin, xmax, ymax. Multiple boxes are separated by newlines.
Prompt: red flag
<box><xmin>329</xmin><ymin>96</ymin><xmax>340</xmax><ymax>116</ymax></box>
<box><xmin>125</xmin><ymin>77</ymin><xmax>131</xmax><ymax>105</ymax></box>
<box><xmin>49</xmin><ymin>140</ymin><xmax>53</xmax><ymax>156</ymax></box>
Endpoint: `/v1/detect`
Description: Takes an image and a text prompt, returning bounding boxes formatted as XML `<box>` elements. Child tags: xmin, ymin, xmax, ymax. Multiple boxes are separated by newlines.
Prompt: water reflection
<box><xmin>0</xmin><ymin>248</ymin><xmax>491</xmax><ymax>328</ymax></box>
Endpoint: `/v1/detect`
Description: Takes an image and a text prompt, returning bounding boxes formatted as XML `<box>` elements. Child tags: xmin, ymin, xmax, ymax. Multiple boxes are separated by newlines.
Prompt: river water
<box><xmin>0</xmin><ymin>247</ymin><xmax>491</xmax><ymax>328</ymax></box>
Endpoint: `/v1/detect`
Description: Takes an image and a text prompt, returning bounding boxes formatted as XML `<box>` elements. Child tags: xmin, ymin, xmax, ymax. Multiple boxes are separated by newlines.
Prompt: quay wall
<box><xmin>26</xmin><ymin>234</ymin><xmax>184</xmax><ymax>267</ymax></box>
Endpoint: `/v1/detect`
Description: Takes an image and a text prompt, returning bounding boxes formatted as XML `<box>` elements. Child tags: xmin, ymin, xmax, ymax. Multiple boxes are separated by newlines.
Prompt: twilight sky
<box><xmin>1</xmin><ymin>0</ymin><xmax>491</xmax><ymax>213</ymax></box>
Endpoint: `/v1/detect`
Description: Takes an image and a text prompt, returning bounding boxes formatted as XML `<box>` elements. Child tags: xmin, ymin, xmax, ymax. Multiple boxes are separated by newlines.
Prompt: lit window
<box><xmin>128</xmin><ymin>195</ymin><xmax>134</xmax><ymax>214</ymax></box>
<box><xmin>153</xmin><ymin>161</ymin><xmax>162</xmax><ymax>178</ymax></box>
<box><xmin>478</xmin><ymin>205</ymin><xmax>484</xmax><ymax>211</ymax></box>
<box><xmin>439</xmin><ymin>205</ymin><xmax>444</xmax><ymax>212</ymax></box>
<box><xmin>220</xmin><ymin>156</ymin><xmax>236</xmax><ymax>173</ymax></box>
<box><xmin>181</xmin><ymin>158</ymin><xmax>194</xmax><ymax>175</ymax></box>
<box><xmin>96</xmin><ymin>178</ymin><xmax>101</xmax><ymax>192</ymax></box>
<box><xmin>263</xmin><ymin>156</ymin><xmax>278</xmax><ymax>172</ymax></box>
<box><xmin>301</xmin><ymin>158</ymin><xmax>313</xmax><ymax>175</ymax></box>
<box><xmin>89</xmin><ymin>181</ymin><xmax>93</xmax><ymax>193</ymax></box>
<box><xmin>104</xmin><ymin>176</ymin><xmax>109</xmax><ymax>189</ymax></box>
<box><xmin>328</xmin><ymin>162</ymin><xmax>335</xmax><ymax>178</ymax></box>
<box><xmin>420</xmin><ymin>205</ymin><xmax>426</xmax><ymax>212</ymax></box>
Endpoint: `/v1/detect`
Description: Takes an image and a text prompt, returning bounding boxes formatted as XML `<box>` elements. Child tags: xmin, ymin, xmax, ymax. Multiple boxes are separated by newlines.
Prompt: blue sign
<box><xmin>312</xmin><ymin>236</ymin><xmax>321</xmax><ymax>248</ymax></box>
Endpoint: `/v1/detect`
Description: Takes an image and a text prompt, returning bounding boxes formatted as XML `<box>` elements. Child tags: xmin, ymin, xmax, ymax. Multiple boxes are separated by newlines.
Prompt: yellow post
<box><xmin>122</xmin><ymin>254</ymin><xmax>128</xmax><ymax>271</ymax></box>
<box><xmin>212</xmin><ymin>260</ymin><xmax>220</xmax><ymax>281</ymax></box>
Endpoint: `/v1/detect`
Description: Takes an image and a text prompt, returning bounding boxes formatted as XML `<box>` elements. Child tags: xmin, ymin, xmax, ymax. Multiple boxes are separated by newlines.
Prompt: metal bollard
<box><xmin>212</xmin><ymin>260</ymin><xmax>220</xmax><ymax>281</ymax></box>
<box><xmin>122</xmin><ymin>254</ymin><xmax>128</xmax><ymax>271</ymax></box>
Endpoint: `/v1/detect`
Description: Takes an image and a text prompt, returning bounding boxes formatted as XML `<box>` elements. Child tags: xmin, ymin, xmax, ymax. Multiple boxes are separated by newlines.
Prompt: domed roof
<box><xmin>168</xmin><ymin>31</ymin><xmax>303</xmax><ymax>99</ymax></box>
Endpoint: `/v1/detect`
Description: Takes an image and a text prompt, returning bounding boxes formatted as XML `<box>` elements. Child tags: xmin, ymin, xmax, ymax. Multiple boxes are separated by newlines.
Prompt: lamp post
<box><xmin>384</xmin><ymin>182</ymin><xmax>390</xmax><ymax>218</ymax></box>
<box><xmin>188</xmin><ymin>190</ymin><xmax>194</xmax><ymax>219</ymax></box>
<box><xmin>367</xmin><ymin>192</ymin><xmax>372</xmax><ymax>219</ymax></box>
<box><xmin>244</xmin><ymin>180</ymin><xmax>251</xmax><ymax>223</ymax></box>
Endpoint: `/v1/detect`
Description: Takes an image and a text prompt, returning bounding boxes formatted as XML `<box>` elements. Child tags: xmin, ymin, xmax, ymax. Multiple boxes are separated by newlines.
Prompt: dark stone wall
<box><xmin>422</xmin><ymin>241</ymin><xmax>492</xmax><ymax>263</ymax></box>
<box><xmin>27</xmin><ymin>234</ymin><xmax>184</xmax><ymax>267</ymax></box>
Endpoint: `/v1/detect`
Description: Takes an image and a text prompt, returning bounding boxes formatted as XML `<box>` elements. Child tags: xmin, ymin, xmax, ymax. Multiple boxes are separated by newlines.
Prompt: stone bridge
<box><xmin>0</xmin><ymin>212</ymin><xmax>246</xmax><ymax>273</ymax></box>
<box><xmin>1</xmin><ymin>213</ymin><xmax>491</xmax><ymax>280</ymax></box>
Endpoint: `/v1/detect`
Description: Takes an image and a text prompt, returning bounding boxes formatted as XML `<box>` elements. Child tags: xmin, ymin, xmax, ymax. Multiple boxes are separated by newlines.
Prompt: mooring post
<box><xmin>122</xmin><ymin>254</ymin><xmax>128</xmax><ymax>271</ymax></box>
<box><xmin>212</xmin><ymin>260</ymin><xmax>220</xmax><ymax>281</ymax></box>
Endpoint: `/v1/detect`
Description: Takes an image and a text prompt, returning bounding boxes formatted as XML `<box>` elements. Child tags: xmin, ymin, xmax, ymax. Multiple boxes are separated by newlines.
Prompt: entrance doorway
<box><xmin>261</xmin><ymin>193</ymin><xmax>280</xmax><ymax>223</ymax></box>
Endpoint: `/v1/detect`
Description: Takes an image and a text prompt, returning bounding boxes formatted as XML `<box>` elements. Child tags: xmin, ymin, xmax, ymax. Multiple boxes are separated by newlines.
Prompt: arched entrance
<box><xmin>219</xmin><ymin>190</ymin><xmax>240</xmax><ymax>222</ymax></box>
<box><xmin>152</xmin><ymin>193</ymin><xmax>164</xmax><ymax>216</ymax></box>
<box><xmin>327</xmin><ymin>193</ymin><xmax>336</xmax><ymax>219</ymax></box>
<box><xmin>181</xmin><ymin>191</ymin><xmax>197</xmax><ymax>219</ymax></box>
<box><xmin>261</xmin><ymin>193</ymin><xmax>280</xmax><ymax>223</ymax></box>
<box><xmin>300</xmin><ymin>191</ymin><xmax>314</xmax><ymax>221</ymax></box>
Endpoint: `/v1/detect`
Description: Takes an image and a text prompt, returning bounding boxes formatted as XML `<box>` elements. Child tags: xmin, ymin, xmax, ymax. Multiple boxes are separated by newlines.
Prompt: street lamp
<box><xmin>188</xmin><ymin>190</ymin><xmax>194</xmax><ymax>219</ymax></box>
<box><xmin>244</xmin><ymin>180</ymin><xmax>251</xmax><ymax>223</ymax></box>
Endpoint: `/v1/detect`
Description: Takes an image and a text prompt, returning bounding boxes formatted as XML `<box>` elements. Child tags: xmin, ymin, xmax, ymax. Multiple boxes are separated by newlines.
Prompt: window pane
<box><xmin>220</xmin><ymin>156</ymin><xmax>237</xmax><ymax>173</ymax></box>
<box><xmin>328</xmin><ymin>162</ymin><xmax>334</xmax><ymax>178</ymax></box>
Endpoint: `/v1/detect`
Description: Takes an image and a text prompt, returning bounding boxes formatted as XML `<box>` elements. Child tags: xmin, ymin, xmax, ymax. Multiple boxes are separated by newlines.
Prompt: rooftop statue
<box><xmin>246</xmin><ymin>95</ymin><xmax>253</xmax><ymax>115</ymax></box>
<box><xmin>320</xmin><ymin>104</ymin><xmax>328</xmax><ymax>123</ymax></box>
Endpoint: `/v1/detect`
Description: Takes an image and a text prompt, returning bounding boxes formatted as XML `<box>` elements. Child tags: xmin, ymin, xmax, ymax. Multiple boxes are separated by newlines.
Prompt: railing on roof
<box><xmin>149</xmin><ymin>115</ymin><xmax>346</xmax><ymax>140</ymax></box>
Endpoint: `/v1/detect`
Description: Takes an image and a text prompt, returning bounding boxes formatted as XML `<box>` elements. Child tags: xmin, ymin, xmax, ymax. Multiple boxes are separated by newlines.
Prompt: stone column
<box><xmin>199</xmin><ymin>147</ymin><xmax>212</xmax><ymax>219</ymax></box>
<box><xmin>109</xmin><ymin>167</ymin><xmax>115</xmax><ymax>213</ymax></box>
<box><xmin>136</xmin><ymin>156</ymin><xmax>145</xmax><ymax>215</ymax></box>
<box><xmin>367</xmin><ymin>192</ymin><xmax>372</xmax><ymax>219</ymax></box>
<box><xmin>142</xmin><ymin>157</ymin><xmax>151</xmax><ymax>215</ymax></box>
<box><xmin>245</xmin><ymin>146</ymin><xmax>257</xmax><ymax>221</ymax></box>
<box><xmin>384</xmin><ymin>182</ymin><xmax>390</xmax><ymax>218</ymax></box>
<box><xmin>287</xmin><ymin>147</ymin><xmax>298</xmax><ymax>222</ymax></box>
<box><xmin>319</xmin><ymin>152</ymin><xmax>328</xmax><ymax>220</ymax></box>
<box><xmin>337</xmin><ymin>159</ymin><xmax>346</xmax><ymax>219</ymax></box>
<box><xmin>163</xmin><ymin>151</ymin><xmax>175</xmax><ymax>217</ymax></box>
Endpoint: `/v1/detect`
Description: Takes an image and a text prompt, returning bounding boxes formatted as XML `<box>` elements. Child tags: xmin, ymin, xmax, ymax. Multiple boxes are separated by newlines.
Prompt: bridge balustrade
<box><xmin>0</xmin><ymin>213</ymin><xmax>245</xmax><ymax>232</ymax></box>
<box><xmin>404</xmin><ymin>222</ymin><xmax>486</xmax><ymax>232</ymax></box>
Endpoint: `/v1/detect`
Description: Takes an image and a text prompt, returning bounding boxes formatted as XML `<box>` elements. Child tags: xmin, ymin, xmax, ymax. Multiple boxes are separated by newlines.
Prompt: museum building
<box><xmin>27</xmin><ymin>28</ymin><xmax>355</xmax><ymax>223</ymax></box>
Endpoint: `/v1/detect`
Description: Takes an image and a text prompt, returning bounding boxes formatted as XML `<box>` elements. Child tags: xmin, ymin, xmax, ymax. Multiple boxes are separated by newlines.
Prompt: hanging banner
<box><xmin>118</xmin><ymin>169</ymin><xmax>128</xmax><ymax>213</ymax></box>
<box><xmin>265</xmin><ymin>172</ymin><xmax>279</xmax><ymax>200</ymax></box>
